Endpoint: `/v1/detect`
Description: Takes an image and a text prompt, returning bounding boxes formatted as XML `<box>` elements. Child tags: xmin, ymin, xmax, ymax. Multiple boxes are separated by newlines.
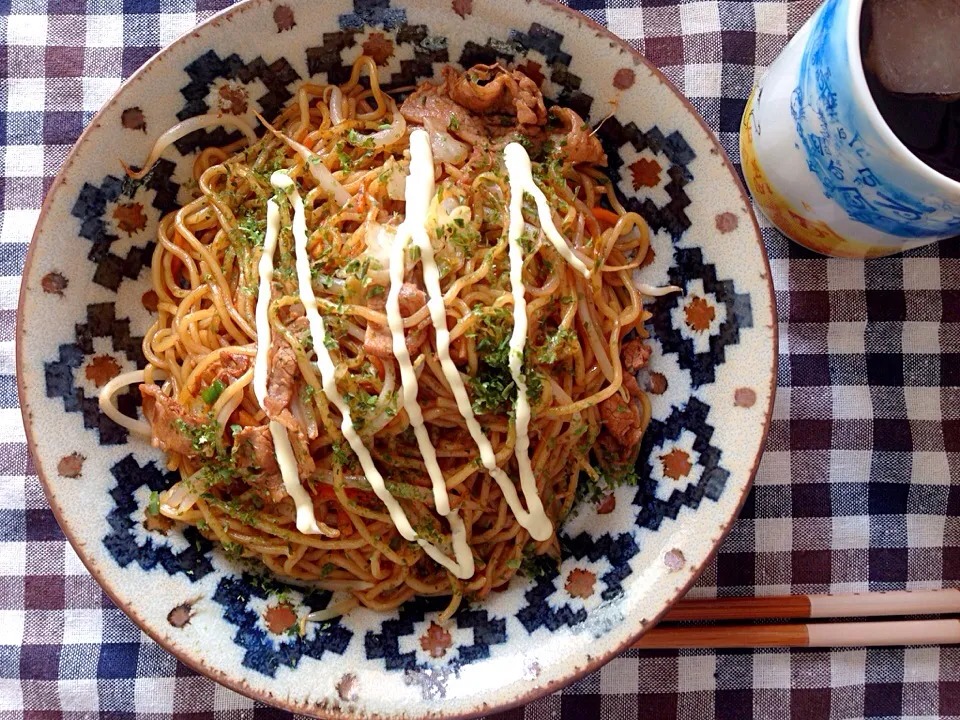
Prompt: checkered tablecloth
<box><xmin>2</xmin><ymin>0</ymin><xmax>958</xmax><ymax>718</ymax></box>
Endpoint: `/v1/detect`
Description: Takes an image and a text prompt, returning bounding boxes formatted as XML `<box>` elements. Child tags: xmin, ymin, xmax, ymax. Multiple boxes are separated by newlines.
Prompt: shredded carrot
<box><xmin>355</xmin><ymin>180</ymin><xmax>369</xmax><ymax>213</ymax></box>
<box><xmin>591</xmin><ymin>206</ymin><xmax>620</xmax><ymax>228</ymax></box>
<box><xmin>170</xmin><ymin>255</ymin><xmax>184</xmax><ymax>285</ymax></box>
<box><xmin>368</xmin><ymin>354</ymin><xmax>386</xmax><ymax>381</ymax></box>
<box><xmin>234</xmin><ymin>409</ymin><xmax>258</xmax><ymax>427</ymax></box>
<box><xmin>311</xmin><ymin>486</ymin><xmax>356</xmax><ymax>536</ymax></box>
<box><xmin>316</xmin><ymin>484</ymin><xmax>337</xmax><ymax>501</ymax></box>
<box><xmin>335</xmin><ymin>506</ymin><xmax>354</xmax><ymax>536</ymax></box>
<box><xmin>316</xmin><ymin>483</ymin><xmax>375</xmax><ymax>504</ymax></box>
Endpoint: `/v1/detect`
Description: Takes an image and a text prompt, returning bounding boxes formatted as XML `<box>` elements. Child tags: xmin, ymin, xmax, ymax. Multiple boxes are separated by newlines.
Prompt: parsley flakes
<box><xmin>346</xmin><ymin>129</ymin><xmax>375</xmax><ymax>148</ymax></box>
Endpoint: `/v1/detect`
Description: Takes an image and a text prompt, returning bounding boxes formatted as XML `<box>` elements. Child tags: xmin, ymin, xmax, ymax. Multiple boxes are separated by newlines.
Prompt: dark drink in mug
<box><xmin>740</xmin><ymin>0</ymin><xmax>960</xmax><ymax>258</ymax></box>
<box><xmin>861</xmin><ymin>0</ymin><xmax>960</xmax><ymax>184</ymax></box>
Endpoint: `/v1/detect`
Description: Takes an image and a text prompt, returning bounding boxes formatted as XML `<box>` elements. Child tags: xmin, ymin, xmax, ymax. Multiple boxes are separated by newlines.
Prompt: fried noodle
<box><xmin>99</xmin><ymin>57</ymin><xmax>675</xmax><ymax>623</ymax></box>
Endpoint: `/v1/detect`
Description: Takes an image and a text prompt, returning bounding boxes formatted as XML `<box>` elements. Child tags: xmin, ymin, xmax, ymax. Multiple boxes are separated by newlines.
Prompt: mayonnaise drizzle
<box><xmin>386</xmin><ymin>131</ymin><xmax>474</xmax><ymax>578</ymax></box>
<box><xmin>254</xmin><ymin>180</ymin><xmax>324</xmax><ymax>535</ymax></box>
<box><xmin>503</xmin><ymin>142</ymin><xmax>551</xmax><ymax>541</ymax></box>
<box><xmin>273</xmin><ymin>168</ymin><xmax>474</xmax><ymax>577</ymax></box>
<box><xmin>245</xmin><ymin>139</ymin><xmax>595</xmax><ymax>563</ymax></box>
<box><xmin>253</xmin><ymin>198</ymin><xmax>281</xmax><ymax>405</ymax></box>
<box><xmin>503</xmin><ymin>143</ymin><xmax>592</xmax><ymax>279</ymax></box>
<box><xmin>388</xmin><ymin>133</ymin><xmax>451</xmax><ymax>516</ymax></box>
<box><xmin>403</xmin><ymin>133</ymin><xmax>554</xmax><ymax>542</ymax></box>
<box><xmin>124</xmin><ymin>126</ymin><xmax>658</xmax><ymax>575</ymax></box>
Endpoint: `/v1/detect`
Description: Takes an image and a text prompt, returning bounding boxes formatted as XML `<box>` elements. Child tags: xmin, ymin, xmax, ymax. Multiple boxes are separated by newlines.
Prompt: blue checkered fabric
<box><xmin>1</xmin><ymin>0</ymin><xmax>958</xmax><ymax>718</ymax></box>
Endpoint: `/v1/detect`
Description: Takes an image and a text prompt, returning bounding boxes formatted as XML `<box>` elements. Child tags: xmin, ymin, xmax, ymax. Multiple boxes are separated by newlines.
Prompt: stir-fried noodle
<box><xmin>100</xmin><ymin>57</ymin><xmax>676</xmax><ymax>622</ymax></box>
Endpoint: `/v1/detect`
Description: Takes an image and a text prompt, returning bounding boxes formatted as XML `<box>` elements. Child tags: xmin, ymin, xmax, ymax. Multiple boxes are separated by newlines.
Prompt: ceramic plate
<box><xmin>17</xmin><ymin>0</ymin><xmax>776</xmax><ymax>716</ymax></box>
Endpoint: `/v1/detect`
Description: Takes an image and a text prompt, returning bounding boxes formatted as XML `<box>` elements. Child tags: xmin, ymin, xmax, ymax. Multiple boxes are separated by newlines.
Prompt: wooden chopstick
<box><xmin>662</xmin><ymin>588</ymin><xmax>960</xmax><ymax>622</ymax></box>
<box><xmin>633</xmin><ymin>619</ymin><xmax>960</xmax><ymax>649</ymax></box>
<box><xmin>632</xmin><ymin>589</ymin><xmax>960</xmax><ymax>649</ymax></box>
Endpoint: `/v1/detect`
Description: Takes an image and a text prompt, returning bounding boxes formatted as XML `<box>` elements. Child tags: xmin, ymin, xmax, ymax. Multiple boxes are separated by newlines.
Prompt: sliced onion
<box><xmin>635</xmin><ymin>282</ymin><xmax>683</xmax><ymax>297</ymax></box>
<box><xmin>124</xmin><ymin>114</ymin><xmax>258</xmax><ymax>181</ymax></box>
<box><xmin>255</xmin><ymin>111</ymin><xmax>351</xmax><ymax>207</ymax></box>
<box><xmin>436</xmin><ymin>197</ymin><xmax>471</xmax><ymax>236</ymax></box>
<box><xmin>424</xmin><ymin>119</ymin><xmax>469</xmax><ymax>165</ymax></box>
<box><xmin>159</xmin><ymin>474</ymin><xmax>202</xmax><ymax>518</ymax></box>
<box><xmin>215</xmin><ymin>391</ymin><xmax>243</xmax><ymax>431</ymax></box>
<box><xmin>98</xmin><ymin>370</ymin><xmax>152</xmax><ymax>436</ymax></box>
<box><xmin>330</xmin><ymin>87</ymin><xmax>345</xmax><ymax>126</ymax></box>
<box><xmin>301</xmin><ymin>597</ymin><xmax>362</xmax><ymax>631</ymax></box>
<box><xmin>362</xmin><ymin>361</ymin><xmax>398</xmax><ymax>437</ymax></box>
<box><xmin>364</xmin><ymin>221</ymin><xmax>394</xmax><ymax>286</ymax></box>
<box><xmin>578</xmin><ymin>291</ymin><xmax>615</xmax><ymax>382</ymax></box>
<box><xmin>345</xmin><ymin>320</ymin><xmax>366</xmax><ymax>342</ymax></box>
<box><xmin>346</xmin><ymin>105</ymin><xmax>406</xmax><ymax>148</ymax></box>
<box><xmin>291</xmin><ymin>391</ymin><xmax>318</xmax><ymax>440</ymax></box>
<box><xmin>369</xmin><ymin>109</ymin><xmax>406</xmax><ymax>147</ymax></box>
<box><xmin>430</xmin><ymin>131</ymin><xmax>469</xmax><ymax>164</ymax></box>
<box><xmin>387</xmin><ymin>166</ymin><xmax>406</xmax><ymax>200</ymax></box>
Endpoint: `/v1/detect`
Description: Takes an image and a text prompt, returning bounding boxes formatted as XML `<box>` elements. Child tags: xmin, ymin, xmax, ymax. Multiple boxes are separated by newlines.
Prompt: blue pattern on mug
<box><xmin>791</xmin><ymin>0</ymin><xmax>960</xmax><ymax>238</ymax></box>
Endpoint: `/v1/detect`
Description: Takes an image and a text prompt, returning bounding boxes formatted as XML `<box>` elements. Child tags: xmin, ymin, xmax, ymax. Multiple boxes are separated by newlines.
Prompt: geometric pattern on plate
<box><xmin>633</xmin><ymin>398</ymin><xmax>729</xmax><ymax>531</ymax></box>
<box><xmin>44</xmin><ymin>0</ymin><xmax>755</xmax><ymax>691</ymax></box>
<box><xmin>649</xmin><ymin>247</ymin><xmax>754</xmax><ymax>387</ymax></box>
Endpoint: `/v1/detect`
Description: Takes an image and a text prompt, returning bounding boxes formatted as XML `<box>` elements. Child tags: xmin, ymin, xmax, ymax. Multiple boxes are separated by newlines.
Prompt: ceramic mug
<box><xmin>740</xmin><ymin>0</ymin><xmax>960</xmax><ymax>258</ymax></box>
